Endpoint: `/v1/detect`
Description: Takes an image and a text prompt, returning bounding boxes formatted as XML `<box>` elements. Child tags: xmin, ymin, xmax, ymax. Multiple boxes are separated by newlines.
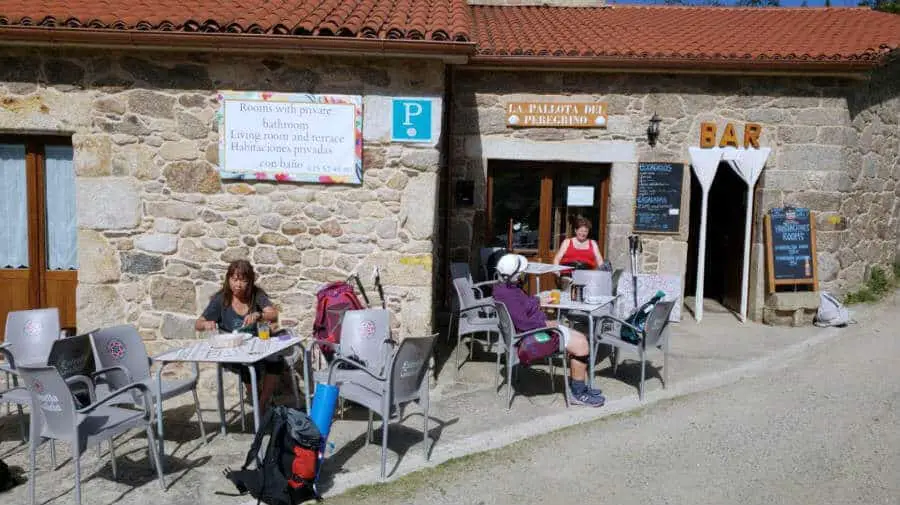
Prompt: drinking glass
<box><xmin>257</xmin><ymin>321</ymin><xmax>271</xmax><ymax>340</ymax></box>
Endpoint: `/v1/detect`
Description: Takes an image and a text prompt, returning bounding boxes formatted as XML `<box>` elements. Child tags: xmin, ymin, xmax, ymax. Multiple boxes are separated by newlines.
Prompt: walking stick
<box><xmin>628</xmin><ymin>235</ymin><xmax>642</xmax><ymax>310</ymax></box>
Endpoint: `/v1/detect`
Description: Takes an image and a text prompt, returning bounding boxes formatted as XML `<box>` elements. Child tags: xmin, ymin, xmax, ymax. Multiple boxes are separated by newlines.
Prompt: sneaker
<box><xmin>585</xmin><ymin>387</ymin><xmax>604</xmax><ymax>398</ymax></box>
<box><xmin>569</xmin><ymin>390</ymin><xmax>606</xmax><ymax>407</ymax></box>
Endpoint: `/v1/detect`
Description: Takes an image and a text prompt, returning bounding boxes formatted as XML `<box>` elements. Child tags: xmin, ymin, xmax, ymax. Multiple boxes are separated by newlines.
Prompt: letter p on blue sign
<box><xmin>392</xmin><ymin>98</ymin><xmax>432</xmax><ymax>142</ymax></box>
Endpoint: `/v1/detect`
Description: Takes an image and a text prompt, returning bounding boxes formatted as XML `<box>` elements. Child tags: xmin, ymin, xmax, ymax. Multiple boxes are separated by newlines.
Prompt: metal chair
<box><xmin>325</xmin><ymin>334</ymin><xmax>438</xmax><ymax>479</ymax></box>
<box><xmin>595</xmin><ymin>300</ymin><xmax>677</xmax><ymax>400</ymax></box>
<box><xmin>1</xmin><ymin>308</ymin><xmax>62</xmax><ymax>440</ymax></box>
<box><xmin>17</xmin><ymin>364</ymin><xmax>165</xmax><ymax>505</ymax></box>
<box><xmin>450</xmin><ymin>277</ymin><xmax>501</xmax><ymax>373</ymax></box>
<box><xmin>494</xmin><ymin>302</ymin><xmax>569</xmax><ymax>410</ymax></box>
<box><xmin>90</xmin><ymin>325</ymin><xmax>207</xmax><ymax>452</ymax></box>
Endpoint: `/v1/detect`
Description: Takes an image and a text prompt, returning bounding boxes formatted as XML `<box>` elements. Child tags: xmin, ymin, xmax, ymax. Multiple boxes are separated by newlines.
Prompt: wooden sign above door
<box><xmin>506</xmin><ymin>102</ymin><xmax>608</xmax><ymax>128</ymax></box>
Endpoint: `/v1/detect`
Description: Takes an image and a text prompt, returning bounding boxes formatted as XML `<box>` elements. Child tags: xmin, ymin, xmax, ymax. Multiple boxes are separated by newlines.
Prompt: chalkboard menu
<box><xmin>764</xmin><ymin>206</ymin><xmax>819</xmax><ymax>292</ymax></box>
<box><xmin>633</xmin><ymin>162</ymin><xmax>684</xmax><ymax>233</ymax></box>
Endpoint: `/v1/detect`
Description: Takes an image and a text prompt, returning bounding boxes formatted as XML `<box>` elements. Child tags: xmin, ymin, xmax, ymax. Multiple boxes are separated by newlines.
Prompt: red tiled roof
<box><xmin>0</xmin><ymin>0</ymin><xmax>472</xmax><ymax>41</ymax></box>
<box><xmin>472</xmin><ymin>5</ymin><xmax>900</xmax><ymax>65</ymax></box>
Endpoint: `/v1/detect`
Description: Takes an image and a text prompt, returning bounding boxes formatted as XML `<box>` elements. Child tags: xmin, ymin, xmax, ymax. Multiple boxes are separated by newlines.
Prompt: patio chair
<box><xmin>494</xmin><ymin>302</ymin><xmax>569</xmax><ymax>410</ymax></box>
<box><xmin>1</xmin><ymin>308</ymin><xmax>62</xmax><ymax>440</ymax></box>
<box><xmin>450</xmin><ymin>277</ymin><xmax>501</xmax><ymax>373</ymax></box>
<box><xmin>17</xmin><ymin>364</ymin><xmax>165</xmax><ymax>505</ymax></box>
<box><xmin>594</xmin><ymin>300</ymin><xmax>677</xmax><ymax>401</ymax></box>
<box><xmin>324</xmin><ymin>333</ymin><xmax>438</xmax><ymax>479</ymax></box>
<box><xmin>90</xmin><ymin>325</ymin><xmax>207</xmax><ymax>451</ymax></box>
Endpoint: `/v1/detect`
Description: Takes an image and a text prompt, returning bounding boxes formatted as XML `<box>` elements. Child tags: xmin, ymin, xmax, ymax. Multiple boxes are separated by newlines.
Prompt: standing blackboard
<box><xmin>764</xmin><ymin>206</ymin><xmax>818</xmax><ymax>293</ymax></box>
<box><xmin>633</xmin><ymin>162</ymin><xmax>684</xmax><ymax>234</ymax></box>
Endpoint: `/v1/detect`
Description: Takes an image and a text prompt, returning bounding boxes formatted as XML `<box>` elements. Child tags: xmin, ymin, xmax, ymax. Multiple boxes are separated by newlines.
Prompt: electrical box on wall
<box><xmin>455</xmin><ymin>180</ymin><xmax>475</xmax><ymax>207</ymax></box>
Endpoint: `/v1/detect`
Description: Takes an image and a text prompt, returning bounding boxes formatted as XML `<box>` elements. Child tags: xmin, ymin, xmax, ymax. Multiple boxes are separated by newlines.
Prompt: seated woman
<box><xmin>553</xmin><ymin>216</ymin><xmax>604</xmax><ymax>271</ymax></box>
<box><xmin>491</xmin><ymin>253</ymin><xmax>605</xmax><ymax>407</ymax></box>
<box><xmin>195</xmin><ymin>259</ymin><xmax>284</xmax><ymax>415</ymax></box>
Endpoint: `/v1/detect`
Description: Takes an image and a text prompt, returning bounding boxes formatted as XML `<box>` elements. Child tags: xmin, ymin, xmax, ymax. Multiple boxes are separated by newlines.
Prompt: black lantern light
<box><xmin>647</xmin><ymin>112</ymin><xmax>661</xmax><ymax>147</ymax></box>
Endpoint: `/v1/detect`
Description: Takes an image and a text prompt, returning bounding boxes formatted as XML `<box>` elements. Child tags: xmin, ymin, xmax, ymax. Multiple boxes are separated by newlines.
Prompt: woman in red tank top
<box><xmin>553</xmin><ymin>216</ymin><xmax>604</xmax><ymax>270</ymax></box>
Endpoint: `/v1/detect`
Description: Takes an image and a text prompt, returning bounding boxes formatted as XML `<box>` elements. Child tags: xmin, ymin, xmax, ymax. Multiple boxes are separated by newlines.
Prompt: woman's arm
<box><xmin>195</xmin><ymin>317</ymin><xmax>217</xmax><ymax>332</ymax></box>
<box><xmin>196</xmin><ymin>294</ymin><xmax>221</xmax><ymax>331</ymax></box>
<box><xmin>553</xmin><ymin>238</ymin><xmax>570</xmax><ymax>265</ymax></box>
<box><xmin>592</xmin><ymin>240</ymin><xmax>604</xmax><ymax>269</ymax></box>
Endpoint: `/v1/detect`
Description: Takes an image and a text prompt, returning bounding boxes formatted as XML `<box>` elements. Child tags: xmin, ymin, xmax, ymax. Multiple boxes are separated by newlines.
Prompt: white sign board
<box><xmin>216</xmin><ymin>92</ymin><xmax>363</xmax><ymax>184</ymax></box>
<box><xmin>567</xmin><ymin>185</ymin><xmax>595</xmax><ymax>206</ymax></box>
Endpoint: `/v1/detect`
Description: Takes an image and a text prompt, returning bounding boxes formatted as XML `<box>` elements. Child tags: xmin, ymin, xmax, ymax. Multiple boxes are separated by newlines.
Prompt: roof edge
<box><xmin>467</xmin><ymin>55</ymin><xmax>881</xmax><ymax>78</ymax></box>
<box><xmin>0</xmin><ymin>26</ymin><xmax>476</xmax><ymax>62</ymax></box>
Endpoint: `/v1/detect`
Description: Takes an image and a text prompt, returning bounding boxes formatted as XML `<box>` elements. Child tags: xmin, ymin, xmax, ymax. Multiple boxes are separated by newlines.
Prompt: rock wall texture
<box><xmin>448</xmin><ymin>64</ymin><xmax>900</xmax><ymax>321</ymax></box>
<box><xmin>0</xmin><ymin>48</ymin><xmax>444</xmax><ymax>351</ymax></box>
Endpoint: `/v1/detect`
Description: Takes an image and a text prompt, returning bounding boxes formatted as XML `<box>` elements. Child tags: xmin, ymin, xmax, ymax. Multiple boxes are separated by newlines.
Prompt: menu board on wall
<box><xmin>633</xmin><ymin>162</ymin><xmax>684</xmax><ymax>234</ymax></box>
<box><xmin>764</xmin><ymin>206</ymin><xmax>819</xmax><ymax>293</ymax></box>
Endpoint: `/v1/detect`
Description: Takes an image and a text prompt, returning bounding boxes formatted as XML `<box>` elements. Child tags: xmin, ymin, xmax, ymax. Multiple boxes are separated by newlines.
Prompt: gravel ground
<box><xmin>326</xmin><ymin>304</ymin><xmax>900</xmax><ymax>505</ymax></box>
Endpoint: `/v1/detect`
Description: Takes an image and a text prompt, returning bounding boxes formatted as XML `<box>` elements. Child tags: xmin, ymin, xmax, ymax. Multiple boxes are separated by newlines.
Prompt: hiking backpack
<box><xmin>224</xmin><ymin>405</ymin><xmax>324</xmax><ymax>505</ymax></box>
<box><xmin>814</xmin><ymin>291</ymin><xmax>853</xmax><ymax>328</ymax></box>
<box><xmin>313</xmin><ymin>280</ymin><xmax>366</xmax><ymax>360</ymax></box>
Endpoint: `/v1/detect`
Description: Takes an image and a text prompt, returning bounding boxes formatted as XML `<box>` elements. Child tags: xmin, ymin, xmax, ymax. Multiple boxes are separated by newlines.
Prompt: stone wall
<box><xmin>448</xmin><ymin>68</ymin><xmax>900</xmax><ymax>320</ymax></box>
<box><xmin>0</xmin><ymin>48</ymin><xmax>444</xmax><ymax>351</ymax></box>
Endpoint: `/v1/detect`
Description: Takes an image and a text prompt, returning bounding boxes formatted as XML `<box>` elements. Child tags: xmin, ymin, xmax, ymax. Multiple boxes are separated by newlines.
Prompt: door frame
<box><xmin>485</xmin><ymin>158</ymin><xmax>611</xmax><ymax>266</ymax></box>
<box><xmin>0</xmin><ymin>135</ymin><xmax>77</xmax><ymax>338</ymax></box>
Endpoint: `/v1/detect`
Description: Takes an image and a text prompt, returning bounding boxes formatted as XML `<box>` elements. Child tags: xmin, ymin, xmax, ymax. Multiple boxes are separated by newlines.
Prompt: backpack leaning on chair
<box><xmin>312</xmin><ymin>280</ymin><xmax>366</xmax><ymax>361</ymax></box>
<box><xmin>224</xmin><ymin>406</ymin><xmax>324</xmax><ymax>505</ymax></box>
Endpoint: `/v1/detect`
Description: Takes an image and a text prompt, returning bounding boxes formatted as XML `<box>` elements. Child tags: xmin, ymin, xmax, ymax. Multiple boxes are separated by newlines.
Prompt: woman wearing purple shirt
<box><xmin>492</xmin><ymin>254</ymin><xmax>605</xmax><ymax>407</ymax></box>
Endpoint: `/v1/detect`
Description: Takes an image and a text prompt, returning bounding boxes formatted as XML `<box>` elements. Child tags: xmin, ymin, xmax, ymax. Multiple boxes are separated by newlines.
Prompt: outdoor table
<box><xmin>152</xmin><ymin>333</ymin><xmax>309</xmax><ymax>450</ymax></box>
<box><xmin>523</xmin><ymin>262</ymin><xmax>571</xmax><ymax>293</ymax></box>
<box><xmin>539</xmin><ymin>291</ymin><xmax>617</xmax><ymax>389</ymax></box>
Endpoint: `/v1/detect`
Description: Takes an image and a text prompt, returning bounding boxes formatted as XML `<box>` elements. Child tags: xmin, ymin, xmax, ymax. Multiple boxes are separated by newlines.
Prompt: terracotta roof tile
<box><xmin>472</xmin><ymin>5</ymin><xmax>900</xmax><ymax>63</ymax></box>
<box><xmin>0</xmin><ymin>0</ymin><xmax>473</xmax><ymax>41</ymax></box>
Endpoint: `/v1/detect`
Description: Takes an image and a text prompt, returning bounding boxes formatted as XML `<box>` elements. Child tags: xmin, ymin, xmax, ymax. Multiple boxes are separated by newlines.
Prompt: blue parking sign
<box><xmin>392</xmin><ymin>98</ymin><xmax>432</xmax><ymax>142</ymax></box>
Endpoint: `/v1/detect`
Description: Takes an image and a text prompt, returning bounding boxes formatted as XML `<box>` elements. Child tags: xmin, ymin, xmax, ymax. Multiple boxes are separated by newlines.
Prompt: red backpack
<box><xmin>313</xmin><ymin>280</ymin><xmax>365</xmax><ymax>359</ymax></box>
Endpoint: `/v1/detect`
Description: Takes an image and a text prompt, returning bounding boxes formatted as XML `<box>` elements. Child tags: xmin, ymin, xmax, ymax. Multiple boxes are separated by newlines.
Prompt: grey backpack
<box><xmin>814</xmin><ymin>292</ymin><xmax>853</xmax><ymax>328</ymax></box>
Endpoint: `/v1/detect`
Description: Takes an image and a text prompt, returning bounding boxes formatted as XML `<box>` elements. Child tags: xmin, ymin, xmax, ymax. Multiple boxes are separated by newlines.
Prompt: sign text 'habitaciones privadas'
<box><xmin>216</xmin><ymin>91</ymin><xmax>363</xmax><ymax>184</ymax></box>
<box><xmin>506</xmin><ymin>102</ymin><xmax>608</xmax><ymax>128</ymax></box>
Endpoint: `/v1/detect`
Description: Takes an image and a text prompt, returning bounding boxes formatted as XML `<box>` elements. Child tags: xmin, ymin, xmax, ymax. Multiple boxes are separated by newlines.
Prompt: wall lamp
<box><xmin>647</xmin><ymin>112</ymin><xmax>661</xmax><ymax>147</ymax></box>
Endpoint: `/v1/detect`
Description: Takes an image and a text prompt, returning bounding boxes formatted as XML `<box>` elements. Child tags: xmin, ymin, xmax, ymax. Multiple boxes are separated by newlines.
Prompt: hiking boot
<box><xmin>569</xmin><ymin>390</ymin><xmax>605</xmax><ymax>407</ymax></box>
<box><xmin>585</xmin><ymin>386</ymin><xmax>604</xmax><ymax>398</ymax></box>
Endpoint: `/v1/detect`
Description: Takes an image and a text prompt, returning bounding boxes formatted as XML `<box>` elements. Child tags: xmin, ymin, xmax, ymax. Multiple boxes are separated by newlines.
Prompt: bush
<box><xmin>844</xmin><ymin>265</ymin><xmax>897</xmax><ymax>305</ymax></box>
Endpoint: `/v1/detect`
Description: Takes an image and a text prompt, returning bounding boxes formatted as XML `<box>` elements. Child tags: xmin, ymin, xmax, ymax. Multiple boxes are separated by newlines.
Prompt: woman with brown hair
<box><xmin>553</xmin><ymin>216</ymin><xmax>604</xmax><ymax>270</ymax></box>
<box><xmin>195</xmin><ymin>259</ymin><xmax>283</xmax><ymax>415</ymax></box>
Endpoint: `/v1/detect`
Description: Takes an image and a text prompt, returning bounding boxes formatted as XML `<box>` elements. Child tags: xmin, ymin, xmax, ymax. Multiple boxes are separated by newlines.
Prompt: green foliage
<box><xmin>844</xmin><ymin>265</ymin><xmax>897</xmax><ymax>305</ymax></box>
<box><xmin>857</xmin><ymin>0</ymin><xmax>900</xmax><ymax>12</ymax></box>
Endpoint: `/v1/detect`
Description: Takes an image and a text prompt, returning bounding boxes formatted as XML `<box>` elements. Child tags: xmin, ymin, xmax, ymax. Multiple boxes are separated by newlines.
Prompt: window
<box><xmin>0</xmin><ymin>137</ymin><xmax>77</xmax><ymax>338</ymax></box>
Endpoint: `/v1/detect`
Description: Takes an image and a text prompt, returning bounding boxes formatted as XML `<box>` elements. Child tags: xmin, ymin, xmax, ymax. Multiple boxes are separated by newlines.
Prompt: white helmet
<box><xmin>495</xmin><ymin>254</ymin><xmax>528</xmax><ymax>282</ymax></box>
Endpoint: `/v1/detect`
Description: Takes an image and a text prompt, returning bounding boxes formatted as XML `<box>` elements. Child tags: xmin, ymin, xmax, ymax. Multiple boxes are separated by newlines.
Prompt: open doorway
<box><xmin>685</xmin><ymin>162</ymin><xmax>748</xmax><ymax>316</ymax></box>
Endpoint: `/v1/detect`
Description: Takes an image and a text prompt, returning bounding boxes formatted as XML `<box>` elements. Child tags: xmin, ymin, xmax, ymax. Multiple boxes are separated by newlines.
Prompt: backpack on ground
<box><xmin>313</xmin><ymin>280</ymin><xmax>366</xmax><ymax>360</ymax></box>
<box><xmin>814</xmin><ymin>291</ymin><xmax>854</xmax><ymax>328</ymax></box>
<box><xmin>224</xmin><ymin>405</ymin><xmax>324</xmax><ymax>505</ymax></box>
<box><xmin>0</xmin><ymin>458</ymin><xmax>22</xmax><ymax>492</ymax></box>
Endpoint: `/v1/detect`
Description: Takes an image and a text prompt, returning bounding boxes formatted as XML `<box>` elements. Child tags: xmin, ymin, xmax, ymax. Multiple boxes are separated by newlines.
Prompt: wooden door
<box><xmin>0</xmin><ymin>138</ymin><xmax>77</xmax><ymax>340</ymax></box>
<box><xmin>486</xmin><ymin>160</ymin><xmax>610</xmax><ymax>294</ymax></box>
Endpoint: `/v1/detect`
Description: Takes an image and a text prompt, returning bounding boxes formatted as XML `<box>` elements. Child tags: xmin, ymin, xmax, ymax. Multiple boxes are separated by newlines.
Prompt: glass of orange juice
<box><xmin>257</xmin><ymin>321</ymin><xmax>271</xmax><ymax>340</ymax></box>
<box><xmin>550</xmin><ymin>289</ymin><xmax>561</xmax><ymax>304</ymax></box>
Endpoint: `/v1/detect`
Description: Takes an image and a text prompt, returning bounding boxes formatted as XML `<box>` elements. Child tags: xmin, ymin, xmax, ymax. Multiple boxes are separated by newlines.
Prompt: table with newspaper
<box><xmin>539</xmin><ymin>291</ymin><xmax>618</xmax><ymax>388</ymax></box>
<box><xmin>152</xmin><ymin>333</ymin><xmax>309</xmax><ymax>444</ymax></box>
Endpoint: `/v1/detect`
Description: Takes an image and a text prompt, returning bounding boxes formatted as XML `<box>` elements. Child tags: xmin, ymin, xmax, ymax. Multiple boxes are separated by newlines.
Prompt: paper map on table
<box><xmin>163</xmin><ymin>337</ymin><xmax>293</xmax><ymax>363</ymax></box>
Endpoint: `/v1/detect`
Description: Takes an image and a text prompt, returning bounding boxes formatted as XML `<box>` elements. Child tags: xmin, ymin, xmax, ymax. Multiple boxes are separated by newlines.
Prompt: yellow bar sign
<box><xmin>506</xmin><ymin>102</ymin><xmax>608</xmax><ymax>128</ymax></box>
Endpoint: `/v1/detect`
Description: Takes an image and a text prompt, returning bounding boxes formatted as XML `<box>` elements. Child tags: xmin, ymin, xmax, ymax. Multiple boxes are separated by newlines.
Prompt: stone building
<box><xmin>0</xmin><ymin>2</ymin><xmax>897</xmax><ymax>350</ymax></box>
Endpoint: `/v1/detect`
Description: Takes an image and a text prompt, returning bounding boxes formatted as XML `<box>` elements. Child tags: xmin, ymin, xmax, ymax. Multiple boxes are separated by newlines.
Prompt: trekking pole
<box><xmin>373</xmin><ymin>266</ymin><xmax>386</xmax><ymax>309</ymax></box>
<box><xmin>349</xmin><ymin>272</ymin><xmax>371</xmax><ymax>307</ymax></box>
<box><xmin>628</xmin><ymin>235</ymin><xmax>641</xmax><ymax>310</ymax></box>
